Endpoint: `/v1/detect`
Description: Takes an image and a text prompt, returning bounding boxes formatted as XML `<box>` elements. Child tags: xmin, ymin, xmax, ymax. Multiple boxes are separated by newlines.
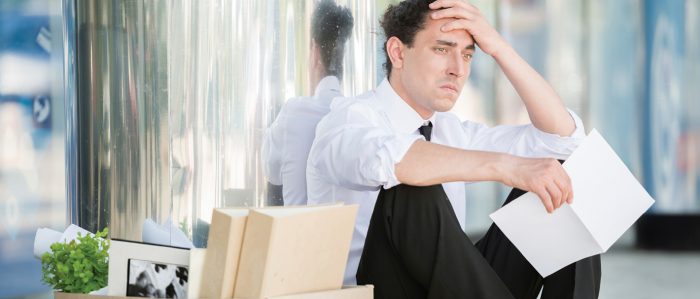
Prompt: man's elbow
<box><xmin>559</xmin><ymin>119</ymin><xmax>577</xmax><ymax>137</ymax></box>
<box><xmin>535</xmin><ymin>118</ymin><xmax>577</xmax><ymax>137</ymax></box>
<box><xmin>395</xmin><ymin>162</ymin><xmax>432</xmax><ymax>187</ymax></box>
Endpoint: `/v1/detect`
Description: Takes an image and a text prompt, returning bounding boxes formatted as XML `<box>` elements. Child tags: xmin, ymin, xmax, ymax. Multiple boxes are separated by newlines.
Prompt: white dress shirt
<box><xmin>307</xmin><ymin>78</ymin><xmax>586</xmax><ymax>285</ymax></box>
<box><xmin>262</xmin><ymin>76</ymin><xmax>342</xmax><ymax>205</ymax></box>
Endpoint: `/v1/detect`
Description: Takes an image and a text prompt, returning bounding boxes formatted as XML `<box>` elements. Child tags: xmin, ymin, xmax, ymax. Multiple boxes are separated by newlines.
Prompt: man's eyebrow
<box><xmin>436</xmin><ymin>39</ymin><xmax>476</xmax><ymax>50</ymax></box>
<box><xmin>436</xmin><ymin>40</ymin><xmax>457</xmax><ymax>47</ymax></box>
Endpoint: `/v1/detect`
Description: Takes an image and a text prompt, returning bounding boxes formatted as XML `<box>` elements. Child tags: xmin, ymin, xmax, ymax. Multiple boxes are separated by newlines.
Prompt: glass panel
<box><xmin>0</xmin><ymin>0</ymin><xmax>69</xmax><ymax>296</ymax></box>
<box><xmin>683</xmin><ymin>0</ymin><xmax>700</xmax><ymax>213</ymax></box>
<box><xmin>74</xmin><ymin>0</ymin><xmax>171</xmax><ymax>241</ymax></box>
<box><xmin>588</xmin><ymin>0</ymin><xmax>644</xmax><ymax>179</ymax></box>
<box><xmin>643</xmin><ymin>0</ymin><xmax>700</xmax><ymax>213</ymax></box>
<box><xmin>169</xmin><ymin>0</ymin><xmax>395</xmax><ymax>246</ymax></box>
<box><xmin>73</xmin><ymin>0</ymin><xmax>398</xmax><ymax>248</ymax></box>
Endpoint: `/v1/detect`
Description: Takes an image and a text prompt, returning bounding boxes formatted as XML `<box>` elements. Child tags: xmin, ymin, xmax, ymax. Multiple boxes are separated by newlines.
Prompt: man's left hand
<box><xmin>429</xmin><ymin>0</ymin><xmax>509</xmax><ymax>57</ymax></box>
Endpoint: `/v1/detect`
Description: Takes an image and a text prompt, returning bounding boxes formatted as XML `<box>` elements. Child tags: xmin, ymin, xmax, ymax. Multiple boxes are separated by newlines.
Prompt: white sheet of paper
<box><xmin>490</xmin><ymin>129</ymin><xmax>655</xmax><ymax>277</ymax></box>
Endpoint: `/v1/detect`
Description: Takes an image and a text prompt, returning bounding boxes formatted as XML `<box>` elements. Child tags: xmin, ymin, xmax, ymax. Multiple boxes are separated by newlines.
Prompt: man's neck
<box><xmin>310</xmin><ymin>68</ymin><xmax>329</xmax><ymax>93</ymax></box>
<box><xmin>388</xmin><ymin>75</ymin><xmax>434</xmax><ymax>120</ymax></box>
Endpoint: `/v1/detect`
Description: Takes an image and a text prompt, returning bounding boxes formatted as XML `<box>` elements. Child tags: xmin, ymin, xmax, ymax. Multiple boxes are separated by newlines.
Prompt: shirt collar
<box><xmin>313</xmin><ymin>76</ymin><xmax>341</xmax><ymax>104</ymax></box>
<box><xmin>375</xmin><ymin>78</ymin><xmax>436</xmax><ymax>135</ymax></box>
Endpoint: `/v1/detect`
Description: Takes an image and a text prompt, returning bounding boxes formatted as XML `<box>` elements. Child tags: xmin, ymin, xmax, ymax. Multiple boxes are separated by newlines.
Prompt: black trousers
<box><xmin>356</xmin><ymin>184</ymin><xmax>601</xmax><ymax>299</ymax></box>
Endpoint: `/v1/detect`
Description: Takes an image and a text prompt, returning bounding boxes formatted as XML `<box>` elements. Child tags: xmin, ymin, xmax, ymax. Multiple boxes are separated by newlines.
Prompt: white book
<box><xmin>490</xmin><ymin>129</ymin><xmax>655</xmax><ymax>277</ymax></box>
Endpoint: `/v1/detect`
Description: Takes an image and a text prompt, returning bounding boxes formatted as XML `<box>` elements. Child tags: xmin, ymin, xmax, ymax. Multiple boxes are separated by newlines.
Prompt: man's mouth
<box><xmin>440</xmin><ymin>83</ymin><xmax>459</xmax><ymax>94</ymax></box>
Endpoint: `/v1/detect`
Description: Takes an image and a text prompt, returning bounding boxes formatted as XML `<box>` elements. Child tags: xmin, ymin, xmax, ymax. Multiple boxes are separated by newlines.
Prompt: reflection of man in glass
<box><xmin>307</xmin><ymin>0</ymin><xmax>600</xmax><ymax>297</ymax></box>
<box><xmin>262</xmin><ymin>0</ymin><xmax>354</xmax><ymax>206</ymax></box>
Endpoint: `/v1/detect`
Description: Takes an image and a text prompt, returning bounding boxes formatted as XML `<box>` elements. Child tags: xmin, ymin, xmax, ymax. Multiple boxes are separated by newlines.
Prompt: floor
<box><xmin>598</xmin><ymin>247</ymin><xmax>700</xmax><ymax>299</ymax></box>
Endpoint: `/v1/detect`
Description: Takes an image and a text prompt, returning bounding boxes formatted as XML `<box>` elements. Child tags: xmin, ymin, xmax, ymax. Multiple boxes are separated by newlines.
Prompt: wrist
<box><xmin>492</xmin><ymin>153</ymin><xmax>516</xmax><ymax>185</ymax></box>
<box><xmin>490</xmin><ymin>42</ymin><xmax>514</xmax><ymax>62</ymax></box>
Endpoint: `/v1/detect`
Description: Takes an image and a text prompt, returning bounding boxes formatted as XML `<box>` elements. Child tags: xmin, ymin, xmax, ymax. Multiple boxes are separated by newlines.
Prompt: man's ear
<box><xmin>386</xmin><ymin>36</ymin><xmax>406</xmax><ymax>71</ymax></box>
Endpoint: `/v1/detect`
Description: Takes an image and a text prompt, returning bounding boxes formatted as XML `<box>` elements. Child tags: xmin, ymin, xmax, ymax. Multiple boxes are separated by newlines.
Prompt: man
<box><xmin>262</xmin><ymin>0</ymin><xmax>353</xmax><ymax>206</ymax></box>
<box><xmin>307</xmin><ymin>0</ymin><xmax>600</xmax><ymax>298</ymax></box>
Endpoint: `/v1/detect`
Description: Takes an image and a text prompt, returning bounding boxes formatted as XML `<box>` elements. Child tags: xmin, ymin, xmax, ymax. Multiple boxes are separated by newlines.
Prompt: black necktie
<box><xmin>419</xmin><ymin>121</ymin><xmax>433</xmax><ymax>142</ymax></box>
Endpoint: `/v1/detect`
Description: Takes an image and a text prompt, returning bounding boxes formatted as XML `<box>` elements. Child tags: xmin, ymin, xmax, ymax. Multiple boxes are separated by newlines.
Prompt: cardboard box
<box><xmin>233</xmin><ymin>205</ymin><xmax>358</xmax><ymax>298</ymax></box>
<box><xmin>186</xmin><ymin>248</ymin><xmax>207</xmax><ymax>297</ymax></box>
<box><xmin>269</xmin><ymin>285</ymin><xmax>373</xmax><ymax>299</ymax></box>
<box><xmin>197</xmin><ymin>209</ymin><xmax>249</xmax><ymax>299</ymax></box>
<box><xmin>54</xmin><ymin>285</ymin><xmax>373</xmax><ymax>299</ymax></box>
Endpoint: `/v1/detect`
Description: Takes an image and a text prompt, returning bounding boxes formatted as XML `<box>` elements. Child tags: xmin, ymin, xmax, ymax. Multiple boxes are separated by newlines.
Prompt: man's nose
<box><xmin>447</xmin><ymin>54</ymin><xmax>467</xmax><ymax>77</ymax></box>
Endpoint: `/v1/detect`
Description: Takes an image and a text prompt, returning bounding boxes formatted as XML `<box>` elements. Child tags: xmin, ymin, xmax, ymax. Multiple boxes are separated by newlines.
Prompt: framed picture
<box><xmin>126</xmin><ymin>258</ymin><xmax>188</xmax><ymax>298</ymax></box>
<box><xmin>108</xmin><ymin>239</ymin><xmax>190</xmax><ymax>297</ymax></box>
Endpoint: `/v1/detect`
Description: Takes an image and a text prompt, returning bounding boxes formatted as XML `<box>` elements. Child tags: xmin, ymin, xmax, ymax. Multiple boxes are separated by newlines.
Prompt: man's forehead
<box><xmin>418</xmin><ymin>17</ymin><xmax>475</xmax><ymax>47</ymax></box>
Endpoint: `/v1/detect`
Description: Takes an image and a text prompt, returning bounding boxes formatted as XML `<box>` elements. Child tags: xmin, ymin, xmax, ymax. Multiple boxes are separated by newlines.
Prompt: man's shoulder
<box><xmin>329</xmin><ymin>89</ymin><xmax>375</xmax><ymax>108</ymax></box>
<box><xmin>327</xmin><ymin>90</ymin><xmax>381</xmax><ymax>117</ymax></box>
<box><xmin>314</xmin><ymin>90</ymin><xmax>386</xmax><ymax>134</ymax></box>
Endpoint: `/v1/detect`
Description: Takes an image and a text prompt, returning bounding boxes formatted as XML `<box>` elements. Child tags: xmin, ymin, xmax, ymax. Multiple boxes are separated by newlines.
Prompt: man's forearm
<box><xmin>493</xmin><ymin>45</ymin><xmax>576</xmax><ymax>137</ymax></box>
<box><xmin>395</xmin><ymin>140</ymin><xmax>573</xmax><ymax>213</ymax></box>
<box><xmin>395</xmin><ymin>140</ymin><xmax>512</xmax><ymax>186</ymax></box>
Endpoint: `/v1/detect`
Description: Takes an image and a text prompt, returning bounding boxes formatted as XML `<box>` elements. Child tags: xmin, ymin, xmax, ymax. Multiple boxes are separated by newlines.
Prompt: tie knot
<box><xmin>419</xmin><ymin>121</ymin><xmax>433</xmax><ymax>142</ymax></box>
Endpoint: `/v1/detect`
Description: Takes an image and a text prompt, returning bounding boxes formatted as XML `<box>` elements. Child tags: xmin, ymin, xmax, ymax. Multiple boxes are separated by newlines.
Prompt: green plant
<box><xmin>41</xmin><ymin>228</ymin><xmax>110</xmax><ymax>293</ymax></box>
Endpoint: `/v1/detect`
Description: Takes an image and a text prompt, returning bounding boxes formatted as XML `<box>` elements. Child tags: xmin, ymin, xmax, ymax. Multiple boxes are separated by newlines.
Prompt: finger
<box><xmin>465</xmin><ymin>3</ymin><xmax>480</xmax><ymax>12</ymax></box>
<box><xmin>429</xmin><ymin>0</ymin><xmax>470</xmax><ymax>10</ymax></box>
<box><xmin>561</xmin><ymin>177</ymin><xmax>573</xmax><ymax>205</ymax></box>
<box><xmin>431</xmin><ymin>7</ymin><xmax>476</xmax><ymax>21</ymax></box>
<box><xmin>566</xmin><ymin>173</ymin><xmax>574</xmax><ymax>204</ymax></box>
<box><xmin>533</xmin><ymin>187</ymin><xmax>553</xmax><ymax>214</ymax></box>
<box><xmin>558</xmin><ymin>167</ymin><xmax>574</xmax><ymax>204</ymax></box>
<box><xmin>440</xmin><ymin>19</ymin><xmax>474</xmax><ymax>32</ymax></box>
<box><xmin>552</xmin><ymin>175</ymin><xmax>570</xmax><ymax>206</ymax></box>
<box><xmin>430</xmin><ymin>0</ymin><xmax>483</xmax><ymax>18</ymax></box>
<box><xmin>568</xmin><ymin>186</ymin><xmax>574</xmax><ymax>204</ymax></box>
<box><xmin>552</xmin><ymin>177</ymin><xmax>569</xmax><ymax>206</ymax></box>
<box><xmin>545</xmin><ymin>182</ymin><xmax>562</xmax><ymax>210</ymax></box>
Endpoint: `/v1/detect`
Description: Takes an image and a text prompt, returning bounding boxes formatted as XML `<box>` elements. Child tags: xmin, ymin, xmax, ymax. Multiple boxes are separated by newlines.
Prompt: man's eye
<box><xmin>463</xmin><ymin>53</ymin><xmax>473</xmax><ymax>61</ymax></box>
<box><xmin>435</xmin><ymin>47</ymin><xmax>447</xmax><ymax>54</ymax></box>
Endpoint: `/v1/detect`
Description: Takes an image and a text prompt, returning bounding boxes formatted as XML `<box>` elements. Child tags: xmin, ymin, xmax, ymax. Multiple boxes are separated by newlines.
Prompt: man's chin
<box><xmin>433</xmin><ymin>100</ymin><xmax>457</xmax><ymax>112</ymax></box>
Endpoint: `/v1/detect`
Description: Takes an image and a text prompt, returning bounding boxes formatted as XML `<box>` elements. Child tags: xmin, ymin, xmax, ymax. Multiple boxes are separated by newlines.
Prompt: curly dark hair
<box><xmin>380</xmin><ymin>0</ymin><xmax>437</xmax><ymax>78</ymax></box>
<box><xmin>312</xmin><ymin>0</ymin><xmax>354</xmax><ymax>79</ymax></box>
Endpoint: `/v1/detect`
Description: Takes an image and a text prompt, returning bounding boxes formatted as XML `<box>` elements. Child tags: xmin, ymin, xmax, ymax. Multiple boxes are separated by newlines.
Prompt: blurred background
<box><xmin>0</xmin><ymin>0</ymin><xmax>698</xmax><ymax>298</ymax></box>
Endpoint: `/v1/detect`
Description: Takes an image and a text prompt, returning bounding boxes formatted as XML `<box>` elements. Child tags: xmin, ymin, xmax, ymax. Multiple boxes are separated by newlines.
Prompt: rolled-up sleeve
<box><xmin>465</xmin><ymin>109</ymin><xmax>586</xmax><ymax>159</ymax></box>
<box><xmin>308</xmin><ymin>102</ymin><xmax>421</xmax><ymax>191</ymax></box>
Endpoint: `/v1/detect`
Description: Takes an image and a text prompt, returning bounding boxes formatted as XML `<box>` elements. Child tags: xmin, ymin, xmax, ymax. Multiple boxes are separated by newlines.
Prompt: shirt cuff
<box><xmin>565</xmin><ymin>108</ymin><xmax>586</xmax><ymax>138</ymax></box>
<box><xmin>377</xmin><ymin>133</ymin><xmax>423</xmax><ymax>189</ymax></box>
<box><xmin>529</xmin><ymin>109</ymin><xmax>586</xmax><ymax>158</ymax></box>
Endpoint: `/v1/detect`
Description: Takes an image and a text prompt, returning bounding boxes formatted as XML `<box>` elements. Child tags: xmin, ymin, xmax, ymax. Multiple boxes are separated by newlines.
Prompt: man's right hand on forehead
<box><xmin>428</xmin><ymin>0</ymin><xmax>509</xmax><ymax>58</ymax></box>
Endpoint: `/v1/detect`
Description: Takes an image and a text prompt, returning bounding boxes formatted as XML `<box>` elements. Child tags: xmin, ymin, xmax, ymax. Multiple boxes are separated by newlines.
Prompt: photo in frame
<box><xmin>126</xmin><ymin>258</ymin><xmax>188</xmax><ymax>298</ymax></box>
<box><xmin>108</xmin><ymin>239</ymin><xmax>190</xmax><ymax>297</ymax></box>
